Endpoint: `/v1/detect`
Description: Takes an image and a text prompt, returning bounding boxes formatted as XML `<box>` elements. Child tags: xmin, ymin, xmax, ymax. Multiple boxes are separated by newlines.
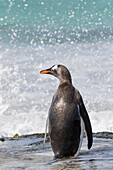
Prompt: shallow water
<box><xmin>0</xmin><ymin>134</ymin><xmax>113</xmax><ymax>169</ymax></box>
<box><xmin>0</xmin><ymin>0</ymin><xmax>113</xmax><ymax>137</ymax></box>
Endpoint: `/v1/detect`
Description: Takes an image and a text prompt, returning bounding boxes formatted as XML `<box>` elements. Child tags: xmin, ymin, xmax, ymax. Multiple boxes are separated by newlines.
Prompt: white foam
<box><xmin>0</xmin><ymin>43</ymin><xmax>113</xmax><ymax>137</ymax></box>
<box><xmin>89</xmin><ymin>110</ymin><xmax>113</xmax><ymax>132</ymax></box>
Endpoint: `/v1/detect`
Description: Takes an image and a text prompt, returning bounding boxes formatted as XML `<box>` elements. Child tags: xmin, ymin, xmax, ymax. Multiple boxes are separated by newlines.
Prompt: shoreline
<box><xmin>0</xmin><ymin>131</ymin><xmax>113</xmax><ymax>142</ymax></box>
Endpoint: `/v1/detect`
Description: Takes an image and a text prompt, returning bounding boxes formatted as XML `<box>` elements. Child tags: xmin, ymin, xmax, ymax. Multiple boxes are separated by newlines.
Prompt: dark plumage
<box><xmin>40</xmin><ymin>64</ymin><xmax>93</xmax><ymax>159</ymax></box>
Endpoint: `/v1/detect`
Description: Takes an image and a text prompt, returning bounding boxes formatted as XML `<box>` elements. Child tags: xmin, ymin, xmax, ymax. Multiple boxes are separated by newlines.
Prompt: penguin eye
<box><xmin>51</xmin><ymin>69</ymin><xmax>57</xmax><ymax>74</ymax></box>
<box><xmin>54</xmin><ymin>69</ymin><xmax>57</xmax><ymax>74</ymax></box>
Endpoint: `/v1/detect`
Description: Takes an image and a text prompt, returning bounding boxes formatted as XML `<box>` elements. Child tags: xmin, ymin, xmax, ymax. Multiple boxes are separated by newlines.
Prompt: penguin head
<box><xmin>40</xmin><ymin>64</ymin><xmax>72</xmax><ymax>84</ymax></box>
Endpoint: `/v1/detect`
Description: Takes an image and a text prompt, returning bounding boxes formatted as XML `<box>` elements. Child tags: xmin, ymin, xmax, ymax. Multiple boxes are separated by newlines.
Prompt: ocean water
<box><xmin>0</xmin><ymin>0</ymin><xmax>113</xmax><ymax>137</ymax></box>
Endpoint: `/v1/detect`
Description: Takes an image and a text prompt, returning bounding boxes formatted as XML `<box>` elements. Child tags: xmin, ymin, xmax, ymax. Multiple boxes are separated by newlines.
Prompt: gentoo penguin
<box><xmin>40</xmin><ymin>64</ymin><xmax>93</xmax><ymax>159</ymax></box>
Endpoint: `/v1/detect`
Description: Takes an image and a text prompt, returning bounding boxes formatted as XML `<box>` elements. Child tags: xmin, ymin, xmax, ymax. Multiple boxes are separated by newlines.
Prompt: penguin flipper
<box><xmin>79</xmin><ymin>97</ymin><xmax>93</xmax><ymax>149</ymax></box>
<box><xmin>75</xmin><ymin>90</ymin><xmax>93</xmax><ymax>149</ymax></box>
<box><xmin>44</xmin><ymin>116</ymin><xmax>49</xmax><ymax>144</ymax></box>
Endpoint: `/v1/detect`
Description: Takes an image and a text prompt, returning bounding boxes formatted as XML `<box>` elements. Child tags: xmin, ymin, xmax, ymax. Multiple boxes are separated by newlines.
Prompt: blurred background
<box><xmin>0</xmin><ymin>0</ymin><xmax>113</xmax><ymax>137</ymax></box>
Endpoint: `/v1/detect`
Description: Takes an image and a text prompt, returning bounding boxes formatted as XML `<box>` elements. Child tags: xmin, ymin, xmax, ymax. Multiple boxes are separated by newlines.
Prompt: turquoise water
<box><xmin>1</xmin><ymin>0</ymin><xmax>113</xmax><ymax>45</ymax></box>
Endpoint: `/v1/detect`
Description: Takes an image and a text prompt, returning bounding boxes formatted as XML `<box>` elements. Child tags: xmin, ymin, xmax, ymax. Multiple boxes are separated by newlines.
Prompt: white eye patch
<box><xmin>52</xmin><ymin>65</ymin><xmax>58</xmax><ymax>70</ymax></box>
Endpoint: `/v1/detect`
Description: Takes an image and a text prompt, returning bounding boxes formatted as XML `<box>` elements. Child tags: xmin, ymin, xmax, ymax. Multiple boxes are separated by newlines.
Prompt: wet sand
<box><xmin>0</xmin><ymin>133</ymin><xmax>113</xmax><ymax>169</ymax></box>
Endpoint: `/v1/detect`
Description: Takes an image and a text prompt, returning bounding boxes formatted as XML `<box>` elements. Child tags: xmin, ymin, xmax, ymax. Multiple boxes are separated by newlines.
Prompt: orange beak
<box><xmin>40</xmin><ymin>68</ymin><xmax>52</xmax><ymax>74</ymax></box>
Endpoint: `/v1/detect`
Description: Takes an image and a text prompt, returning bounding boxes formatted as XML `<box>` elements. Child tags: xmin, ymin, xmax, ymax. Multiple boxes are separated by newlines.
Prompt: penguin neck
<box><xmin>59</xmin><ymin>77</ymin><xmax>72</xmax><ymax>85</ymax></box>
